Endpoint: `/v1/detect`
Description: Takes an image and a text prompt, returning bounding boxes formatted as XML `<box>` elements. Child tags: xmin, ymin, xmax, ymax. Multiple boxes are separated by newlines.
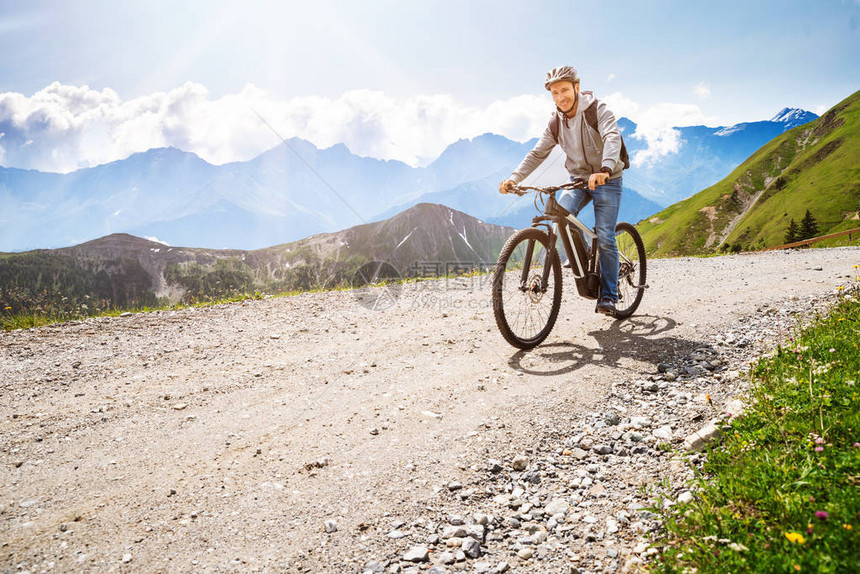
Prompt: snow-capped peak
<box><xmin>770</xmin><ymin>107</ymin><xmax>818</xmax><ymax>128</ymax></box>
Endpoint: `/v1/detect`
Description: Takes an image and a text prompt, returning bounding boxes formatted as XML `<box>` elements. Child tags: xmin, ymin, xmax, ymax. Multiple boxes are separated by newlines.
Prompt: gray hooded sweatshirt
<box><xmin>509</xmin><ymin>91</ymin><xmax>624</xmax><ymax>183</ymax></box>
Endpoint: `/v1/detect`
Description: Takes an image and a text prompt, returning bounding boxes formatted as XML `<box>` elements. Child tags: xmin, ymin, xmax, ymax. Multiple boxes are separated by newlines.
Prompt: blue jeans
<box><xmin>557</xmin><ymin>177</ymin><xmax>622</xmax><ymax>302</ymax></box>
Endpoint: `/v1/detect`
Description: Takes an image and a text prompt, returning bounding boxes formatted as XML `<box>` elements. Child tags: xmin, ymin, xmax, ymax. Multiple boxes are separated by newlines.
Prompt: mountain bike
<box><xmin>492</xmin><ymin>180</ymin><xmax>647</xmax><ymax>349</ymax></box>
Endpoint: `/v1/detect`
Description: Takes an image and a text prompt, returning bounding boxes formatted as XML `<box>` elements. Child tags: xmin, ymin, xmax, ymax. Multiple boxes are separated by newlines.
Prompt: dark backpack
<box><xmin>549</xmin><ymin>101</ymin><xmax>630</xmax><ymax>170</ymax></box>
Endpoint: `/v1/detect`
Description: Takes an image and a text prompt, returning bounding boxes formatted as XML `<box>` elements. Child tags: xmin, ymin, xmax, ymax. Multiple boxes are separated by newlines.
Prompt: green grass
<box><xmin>812</xmin><ymin>229</ymin><xmax>860</xmax><ymax>250</ymax></box>
<box><xmin>650</xmin><ymin>282</ymin><xmax>860</xmax><ymax>573</ymax></box>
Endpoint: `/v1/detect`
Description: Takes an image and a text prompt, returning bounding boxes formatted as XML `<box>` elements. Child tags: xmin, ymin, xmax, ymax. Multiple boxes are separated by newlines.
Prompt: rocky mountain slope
<box><xmin>0</xmin><ymin>203</ymin><xmax>514</xmax><ymax>312</ymax></box>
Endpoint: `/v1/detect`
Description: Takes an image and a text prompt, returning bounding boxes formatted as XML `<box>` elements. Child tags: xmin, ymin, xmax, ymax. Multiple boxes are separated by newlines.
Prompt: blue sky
<box><xmin>0</xmin><ymin>0</ymin><xmax>858</xmax><ymax>172</ymax></box>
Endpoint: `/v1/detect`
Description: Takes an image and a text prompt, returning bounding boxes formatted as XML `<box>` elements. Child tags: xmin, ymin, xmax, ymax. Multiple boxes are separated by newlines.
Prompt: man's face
<box><xmin>550</xmin><ymin>80</ymin><xmax>579</xmax><ymax>112</ymax></box>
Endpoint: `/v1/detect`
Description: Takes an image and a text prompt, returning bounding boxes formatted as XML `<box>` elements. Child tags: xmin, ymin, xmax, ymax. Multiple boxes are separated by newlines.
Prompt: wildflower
<box><xmin>844</xmin><ymin>524</ymin><xmax>852</xmax><ymax>530</ymax></box>
<box><xmin>815</xmin><ymin>446</ymin><xmax>824</xmax><ymax>452</ymax></box>
<box><xmin>815</xmin><ymin>511</ymin><xmax>828</xmax><ymax>520</ymax></box>
<box><xmin>3</xmin><ymin>306</ymin><xmax>10</xmax><ymax>310</ymax></box>
<box><xmin>815</xmin><ymin>437</ymin><xmax>825</xmax><ymax>444</ymax></box>
<box><xmin>785</xmin><ymin>532</ymin><xmax>805</xmax><ymax>544</ymax></box>
<box><xmin>829</xmin><ymin>348</ymin><xmax>835</xmax><ymax>353</ymax></box>
<box><xmin>794</xmin><ymin>566</ymin><xmax>801</xmax><ymax>572</ymax></box>
<box><xmin>728</xmin><ymin>542</ymin><xmax>748</xmax><ymax>552</ymax></box>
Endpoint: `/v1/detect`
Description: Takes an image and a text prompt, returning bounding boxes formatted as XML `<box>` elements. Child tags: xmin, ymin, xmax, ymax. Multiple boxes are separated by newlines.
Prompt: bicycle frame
<box><xmin>524</xmin><ymin>191</ymin><xmax>602</xmax><ymax>300</ymax></box>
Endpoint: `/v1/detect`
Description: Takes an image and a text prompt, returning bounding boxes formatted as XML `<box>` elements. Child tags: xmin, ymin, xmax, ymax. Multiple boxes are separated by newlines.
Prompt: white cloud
<box><xmin>0</xmin><ymin>81</ymin><xmax>717</xmax><ymax>173</ymax></box>
<box><xmin>602</xmin><ymin>92</ymin><xmax>641</xmax><ymax>124</ymax></box>
<box><xmin>628</xmin><ymin>102</ymin><xmax>718</xmax><ymax>166</ymax></box>
<box><xmin>607</xmin><ymin>73</ymin><xmax>616</xmax><ymax>82</ymax></box>
<box><xmin>693</xmin><ymin>82</ymin><xmax>711</xmax><ymax>99</ymax></box>
<box><xmin>0</xmin><ymin>82</ymin><xmax>552</xmax><ymax>172</ymax></box>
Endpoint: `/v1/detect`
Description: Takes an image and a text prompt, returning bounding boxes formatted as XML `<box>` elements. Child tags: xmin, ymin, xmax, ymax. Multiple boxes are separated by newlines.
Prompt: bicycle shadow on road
<box><xmin>507</xmin><ymin>314</ymin><xmax>710</xmax><ymax>377</ymax></box>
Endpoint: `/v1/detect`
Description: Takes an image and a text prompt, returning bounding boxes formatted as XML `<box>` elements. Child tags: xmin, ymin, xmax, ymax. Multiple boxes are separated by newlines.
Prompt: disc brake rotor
<box><xmin>527</xmin><ymin>274</ymin><xmax>544</xmax><ymax>303</ymax></box>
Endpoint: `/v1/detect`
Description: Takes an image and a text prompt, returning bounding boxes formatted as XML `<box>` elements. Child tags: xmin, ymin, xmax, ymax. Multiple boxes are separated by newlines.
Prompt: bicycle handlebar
<box><xmin>506</xmin><ymin>180</ymin><xmax>588</xmax><ymax>196</ymax></box>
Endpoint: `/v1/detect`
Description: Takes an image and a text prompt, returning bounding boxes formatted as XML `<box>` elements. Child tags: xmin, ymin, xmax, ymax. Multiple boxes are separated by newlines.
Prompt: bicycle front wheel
<box><xmin>492</xmin><ymin>227</ymin><xmax>562</xmax><ymax>349</ymax></box>
<box><xmin>613</xmin><ymin>222</ymin><xmax>647</xmax><ymax>319</ymax></box>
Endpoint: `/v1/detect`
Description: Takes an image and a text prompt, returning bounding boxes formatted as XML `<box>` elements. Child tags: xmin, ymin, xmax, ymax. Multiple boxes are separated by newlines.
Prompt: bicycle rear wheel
<box><xmin>492</xmin><ymin>227</ymin><xmax>562</xmax><ymax>349</ymax></box>
<box><xmin>613</xmin><ymin>222</ymin><xmax>647</xmax><ymax>319</ymax></box>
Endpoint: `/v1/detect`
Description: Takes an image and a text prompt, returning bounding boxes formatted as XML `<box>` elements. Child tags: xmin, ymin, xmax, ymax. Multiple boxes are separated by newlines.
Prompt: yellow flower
<box><xmin>785</xmin><ymin>532</ymin><xmax>805</xmax><ymax>544</ymax></box>
<box><xmin>844</xmin><ymin>524</ymin><xmax>853</xmax><ymax>530</ymax></box>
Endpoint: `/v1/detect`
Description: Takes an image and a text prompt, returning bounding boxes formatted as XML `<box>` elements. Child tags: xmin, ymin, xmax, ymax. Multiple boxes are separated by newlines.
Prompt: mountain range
<box><xmin>0</xmin><ymin>203</ymin><xmax>514</xmax><ymax>315</ymax></box>
<box><xmin>0</xmin><ymin>107</ymin><xmax>817</xmax><ymax>253</ymax></box>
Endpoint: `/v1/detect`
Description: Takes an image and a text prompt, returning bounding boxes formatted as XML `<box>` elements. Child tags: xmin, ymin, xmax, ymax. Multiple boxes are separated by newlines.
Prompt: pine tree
<box><xmin>799</xmin><ymin>209</ymin><xmax>819</xmax><ymax>240</ymax></box>
<box><xmin>784</xmin><ymin>219</ymin><xmax>800</xmax><ymax>244</ymax></box>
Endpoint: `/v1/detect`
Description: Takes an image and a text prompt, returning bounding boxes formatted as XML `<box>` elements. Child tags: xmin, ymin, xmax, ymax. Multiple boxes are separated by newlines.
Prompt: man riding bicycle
<box><xmin>500</xmin><ymin>65</ymin><xmax>625</xmax><ymax>317</ymax></box>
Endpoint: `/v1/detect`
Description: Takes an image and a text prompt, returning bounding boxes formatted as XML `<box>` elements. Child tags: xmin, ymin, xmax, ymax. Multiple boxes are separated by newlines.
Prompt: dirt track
<box><xmin>1</xmin><ymin>247</ymin><xmax>857</xmax><ymax>573</ymax></box>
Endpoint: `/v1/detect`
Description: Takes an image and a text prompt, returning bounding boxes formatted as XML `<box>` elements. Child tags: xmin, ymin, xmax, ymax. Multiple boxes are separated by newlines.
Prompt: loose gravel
<box><xmin>1</xmin><ymin>247</ymin><xmax>857</xmax><ymax>573</ymax></box>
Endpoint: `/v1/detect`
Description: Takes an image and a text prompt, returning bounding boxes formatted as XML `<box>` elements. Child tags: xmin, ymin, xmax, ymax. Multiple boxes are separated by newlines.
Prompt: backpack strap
<box><xmin>586</xmin><ymin>100</ymin><xmax>630</xmax><ymax>170</ymax></box>
<box><xmin>549</xmin><ymin>113</ymin><xmax>561</xmax><ymax>142</ymax></box>
<box><xmin>584</xmin><ymin>103</ymin><xmax>599</xmax><ymax>133</ymax></box>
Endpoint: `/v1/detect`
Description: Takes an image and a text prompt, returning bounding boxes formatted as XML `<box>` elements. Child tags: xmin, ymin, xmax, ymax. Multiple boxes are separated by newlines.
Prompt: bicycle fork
<box><xmin>517</xmin><ymin>233</ymin><xmax>556</xmax><ymax>296</ymax></box>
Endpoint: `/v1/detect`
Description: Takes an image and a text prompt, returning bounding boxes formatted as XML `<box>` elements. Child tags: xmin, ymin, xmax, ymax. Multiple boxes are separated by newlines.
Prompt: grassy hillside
<box><xmin>638</xmin><ymin>90</ymin><xmax>860</xmax><ymax>256</ymax></box>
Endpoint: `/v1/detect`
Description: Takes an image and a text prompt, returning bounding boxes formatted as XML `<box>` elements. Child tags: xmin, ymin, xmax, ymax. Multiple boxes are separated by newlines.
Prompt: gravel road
<box><xmin>2</xmin><ymin>247</ymin><xmax>857</xmax><ymax>573</ymax></box>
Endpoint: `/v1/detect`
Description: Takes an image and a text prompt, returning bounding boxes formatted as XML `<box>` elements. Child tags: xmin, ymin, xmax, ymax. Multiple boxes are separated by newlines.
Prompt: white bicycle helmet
<box><xmin>545</xmin><ymin>66</ymin><xmax>580</xmax><ymax>90</ymax></box>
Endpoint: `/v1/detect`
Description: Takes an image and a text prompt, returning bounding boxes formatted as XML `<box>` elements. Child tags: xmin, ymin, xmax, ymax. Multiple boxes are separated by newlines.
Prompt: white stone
<box><xmin>630</xmin><ymin>416</ymin><xmax>650</xmax><ymax>429</ymax></box>
<box><xmin>544</xmin><ymin>498</ymin><xmax>569</xmax><ymax>516</ymax></box>
<box><xmin>683</xmin><ymin>422</ymin><xmax>721</xmax><ymax>452</ymax></box>
<box><xmin>517</xmin><ymin>548</ymin><xmax>534</xmax><ymax>560</ymax></box>
<box><xmin>403</xmin><ymin>546</ymin><xmax>429</xmax><ymax>562</ymax></box>
<box><xmin>606</xmin><ymin>518</ymin><xmax>619</xmax><ymax>534</ymax></box>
